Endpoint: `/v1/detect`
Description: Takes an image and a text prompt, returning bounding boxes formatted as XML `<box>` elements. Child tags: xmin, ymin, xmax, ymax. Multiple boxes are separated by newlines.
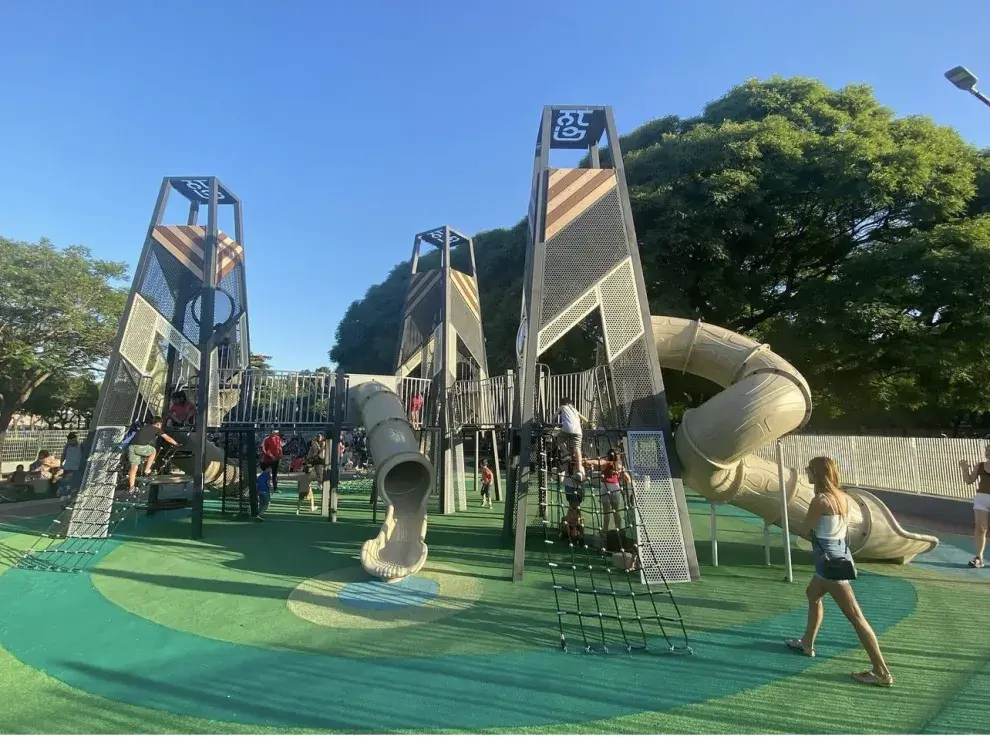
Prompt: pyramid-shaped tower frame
<box><xmin>507</xmin><ymin>106</ymin><xmax>700</xmax><ymax>582</ymax></box>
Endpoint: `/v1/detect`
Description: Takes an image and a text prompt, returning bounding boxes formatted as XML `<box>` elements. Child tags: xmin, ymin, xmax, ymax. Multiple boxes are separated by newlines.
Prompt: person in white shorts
<box><xmin>557</xmin><ymin>398</ymin><xmax>589</xmax><ymax>479</ymax></box>
<box><xmin>960</xmin><ymin>443</ymin><xmax>990</xmax><ymax>568</ymax></box>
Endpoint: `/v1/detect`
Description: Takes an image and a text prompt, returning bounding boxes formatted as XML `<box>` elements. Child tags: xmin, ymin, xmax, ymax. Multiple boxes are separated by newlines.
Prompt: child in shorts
<box><xmin>558</xmin><ymin>398</ymin><xmax>589</xmax><ymax>479</ymax></box>
<box><xmin>559</xmin><ymin>506</ymin><xmax>585</xmax><ymax>547</ymax></box>
<box><xmin>480</xmin><ymin>459</ymin><xmax>494</xmax><ymax>508</ymax></box>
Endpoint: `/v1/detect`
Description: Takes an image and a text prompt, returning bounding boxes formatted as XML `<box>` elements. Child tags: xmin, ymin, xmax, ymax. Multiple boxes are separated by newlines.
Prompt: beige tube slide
<box><xmin>352</xmin><ymin>380</ymin><xmax>434</xmax><ymax>582</ymax></box>
<box><xmin>651</xmin><ymin>316</ymin><xmax>938</xmax><ymax>564</ymax></box>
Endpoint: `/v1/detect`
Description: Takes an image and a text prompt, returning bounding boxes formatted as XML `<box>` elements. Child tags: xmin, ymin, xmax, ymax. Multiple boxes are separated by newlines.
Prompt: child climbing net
<box><xmin>539</xmin><ymin>429</ymin><xmax>692</xmax><ymax>656</ymax></box>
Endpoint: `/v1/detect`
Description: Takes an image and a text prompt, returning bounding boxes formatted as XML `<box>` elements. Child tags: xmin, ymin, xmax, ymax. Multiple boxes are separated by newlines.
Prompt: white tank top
<box><xmin>814</xmin><ymin>514</ymin><xmax>848</xmax><ymax>541</ymax></box>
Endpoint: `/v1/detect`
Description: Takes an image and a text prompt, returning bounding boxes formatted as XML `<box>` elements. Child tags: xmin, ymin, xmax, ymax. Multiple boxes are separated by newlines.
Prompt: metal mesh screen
<box><xmin>537</xmin><ymin>289</ymin><xmax>598</xmax><ymax>356</ymax></box>
<box><xmin>448</xmin><ymin>285</ymin><xmax>486</xmax><ymax>368</ymax></box>
<box><xmin>626</xmin><ymin>430</ymin><xmax>691</xmax><ymax>584</ymax></box>
<box><xmin>120</xmin><ymin>296</ymin><xmax>159</xmax><ymax>373</ymax></box>
<box><xmin>609</xmin><ymin>339</ymin><xmax>660</xmax><ymax>428</ymax></box>
<box><xmin>137</xmin><ymin>246</ymin><xmax>179</xmax><ymax>323</ymax></box>
<box><xmin>600</xmin><ymin>258</ymin><xmax>645</xmax><ymax>361</ymax></box>
<box><xmin>541</xmin><ymin>188</ymin><xmax>628</xmax><ymax>326</ymax></box>
<box><xmin>399</xmin><ymin>315</ymin><xmax>425</xmax><ymax>368</ymax></box>
<box><xmin>67</xmin><ymin>426</ymin><xmax>125</xmax><ymax>539</ymax></box>
<box><xmin>96</xmin><ymin>361</ymin><xmax>141</xmax><ymax>427</ymax></box>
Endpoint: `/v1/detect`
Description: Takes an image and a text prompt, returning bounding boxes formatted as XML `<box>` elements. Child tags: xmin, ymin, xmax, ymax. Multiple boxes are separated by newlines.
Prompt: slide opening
<box><xmin>382</xmin><ymin>459</ymin><xmax>432</xmax><ymax>513</ymax></box>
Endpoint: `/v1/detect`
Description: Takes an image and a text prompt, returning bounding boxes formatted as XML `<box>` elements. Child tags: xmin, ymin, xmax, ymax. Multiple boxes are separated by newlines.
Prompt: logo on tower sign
<box><xmin>182</xmin><ymin>179</ymin><xmax>228</xmax><ymax>203</ymax></box>
<box><xmin>552</xmin><ymin>109</ymin><xmax>592</xmax><ymax>144</ymax></box>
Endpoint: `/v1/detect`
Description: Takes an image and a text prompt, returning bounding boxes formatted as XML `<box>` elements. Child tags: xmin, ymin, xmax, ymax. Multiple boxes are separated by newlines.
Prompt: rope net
<box><xmin>539</xmin><ymin>429</ymin><xmax>692</xmax><ymax>655</ymax></box>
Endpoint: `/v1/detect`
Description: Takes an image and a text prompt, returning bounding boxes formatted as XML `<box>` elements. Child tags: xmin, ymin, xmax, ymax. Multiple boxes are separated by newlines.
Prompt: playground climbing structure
<box><xmin>507</xmin><ymin>105</ymin><xmax>700</xmax><ymax>584</ymax></box>
<box><xmin>394</xmin><ymin>226</ymin><xmax>500</xmax><ymax>514</ymax></box>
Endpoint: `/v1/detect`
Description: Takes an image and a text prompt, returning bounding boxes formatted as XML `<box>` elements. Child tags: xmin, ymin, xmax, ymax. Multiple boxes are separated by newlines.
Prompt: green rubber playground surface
<box><xmin>0</xmin><ymin>486</ymin><xmax>986</xmax><ymax>734</ymax></box>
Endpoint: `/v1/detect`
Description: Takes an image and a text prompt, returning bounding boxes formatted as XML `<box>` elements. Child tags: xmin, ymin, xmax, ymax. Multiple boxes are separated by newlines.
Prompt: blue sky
<box><xmin>2</xmin><ymin>0</ymin><xmax>989</xmax><ymax>370</ymax></box>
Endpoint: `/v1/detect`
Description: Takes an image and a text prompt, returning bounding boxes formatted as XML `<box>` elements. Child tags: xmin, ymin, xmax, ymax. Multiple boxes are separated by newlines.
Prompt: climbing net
<box><xmin>539</xmin><ymin>430</ymin><xmax>692</xmax><ymax>655</ymax></box>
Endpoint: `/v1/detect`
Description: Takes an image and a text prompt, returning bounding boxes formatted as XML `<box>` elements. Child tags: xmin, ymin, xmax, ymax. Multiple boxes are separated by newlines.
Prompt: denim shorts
<box><xmin>813</xmin><ymin>537</ymin><xmax>853</xmax><ymax>582</ymax></box>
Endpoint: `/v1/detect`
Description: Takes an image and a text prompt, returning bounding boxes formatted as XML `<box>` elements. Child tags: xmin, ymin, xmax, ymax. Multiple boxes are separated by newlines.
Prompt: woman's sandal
<box><xmin>852</xmin><ymin>670</ymin><xmax>894</xmax><ymax>687</ymax></box>
<box><xmin>784</xmin><ymin>638</ymin><xmax>815</xmax><ymax>657</ymax></box>
<box><xmin>968</xmin><ymin>557</ymin><xmax>984</xmax><ymax>568</ymax></box>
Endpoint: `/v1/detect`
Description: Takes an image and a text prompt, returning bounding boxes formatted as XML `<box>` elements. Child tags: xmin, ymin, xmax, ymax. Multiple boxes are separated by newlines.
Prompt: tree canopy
<box><xmin>327</xmin><ymin>76</ymin><xmax>990</xmax><ymax>431</ymax></box>
<box><xmin>0</xmin><ymin>238</ymin><xmax>127</xmax><ymax>432</ymax></box>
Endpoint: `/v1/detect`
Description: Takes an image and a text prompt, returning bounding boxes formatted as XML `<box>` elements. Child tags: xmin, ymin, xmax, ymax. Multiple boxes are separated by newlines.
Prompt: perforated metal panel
<box><xmin>537</xmin><ymin>289</ymin><xmax>598</xmax><ymax>356</ymax></box>
<box><xmin>626</xmin><ymin>430</ymin><xmax>691</xmax><ymax>583</ymax></box>
<box><xmin>449</xmin><ymin>285</ymin><xmax>486</xmax><ymax>368</ymax></box>
<box><xmin>599</xmin><ymin>258</ymin><xmax>645</xmax><ymax>361</ymax></box>
<box><xmin>97</xmin><ymin>362</ymin><xmax>141</xmax><ymax>427</ymax></box>
<box><xmin>137</xmin><ymin>246</ymin><xmax>179</xmax><ymax>322</ymax></box>
<box><xmin>66</xmin><ymin>426</ymin><xmax>126</xmax><ymax>539</ymax></box>
<box><xmin>610</xmin><ymin>339</ymin><xmax>660</xmax><ymax>428</ymax></box>
<box><xmin>120</xmin><ymin>296</ymin><xmax>159</xmax><ymax>373</ymax></box>
<box><xmin>541</xmin><ymin>188</ymin><xmax>628</xmax><ymax>326</ymax></box>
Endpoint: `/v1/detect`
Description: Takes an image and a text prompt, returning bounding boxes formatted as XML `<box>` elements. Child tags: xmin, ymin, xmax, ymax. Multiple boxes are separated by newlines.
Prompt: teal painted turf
<box><xmin>0</xmin><ymin>542</ymin><xmax>916</xmax><ymax>732</ymax></box>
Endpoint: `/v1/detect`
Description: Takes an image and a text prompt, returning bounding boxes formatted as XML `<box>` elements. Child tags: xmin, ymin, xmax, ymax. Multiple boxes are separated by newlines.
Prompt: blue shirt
<box><xmin>257</xmin><ymin>472</ymin><xmax>271</xmax><ymax>494</ymax></box>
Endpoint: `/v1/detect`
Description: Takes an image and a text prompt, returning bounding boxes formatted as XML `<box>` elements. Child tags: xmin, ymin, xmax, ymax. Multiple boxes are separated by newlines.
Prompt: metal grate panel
<box><xmin>541</xmin><ymin>188</ymin><xmax>628</xmax><ymax>326</ymax></box>
<box><xmin>137</xmin><ymin>246</ymin><xmax>179</xmax><ymax>324</ymax></box>
<box><xmin>67</xmin><ymin>426</ymin><xmax>126</xmax><ymax>539</ymax></box>
<box><xmin>609</xmin><ymin>339</ymin><xmax>660</xmax><ymax>428</ymax></box>
<box><xmin>97</xmin><ymin>362</ymin><xmax>142</xmax><ymax>427</ymax></box>
<box><xmin>626</xmin><ymin>430</ymin><xmax>691</xmax><ymax>584</ymax></box>
<box><xmin>448</xmin><ymin>284</ymin><xmax>486</xmax><ymax>369</ymax></box>
<box><xmin>537</xmin><ymin>289</ymin><xmax>598</xmax><ymax>356</ymax></box>
<box><xmin>599</xmin><ymin>258</ymin><xmax>645</xmax><ymax>361</ymax></box>
<box><xmin>119</xmin><ymin>296</ymin><xmax>159</xmax><ymax>374</ymax></box>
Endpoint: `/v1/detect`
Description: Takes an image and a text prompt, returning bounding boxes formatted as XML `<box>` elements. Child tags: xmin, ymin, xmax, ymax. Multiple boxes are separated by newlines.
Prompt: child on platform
<box><xmin>558</xmin><ymin>398</ymin><xmax>589</xmax><ymax>480</ymax></box>
<box><xmin>480</xmin><ymin>459</ymin><xmax>494</xmax><ymax>508</ymax></box>
<box><xmin>255</xmin><ymin>468</ymin><xmax>272</xmax><ymax>521</ymax></box>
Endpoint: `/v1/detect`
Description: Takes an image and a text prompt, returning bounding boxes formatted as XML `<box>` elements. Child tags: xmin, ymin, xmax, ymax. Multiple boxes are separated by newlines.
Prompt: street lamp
<box><xmin>945</xmin><ymin>65</ymin><xmax>990</xmax><ymax>109</ymax></box>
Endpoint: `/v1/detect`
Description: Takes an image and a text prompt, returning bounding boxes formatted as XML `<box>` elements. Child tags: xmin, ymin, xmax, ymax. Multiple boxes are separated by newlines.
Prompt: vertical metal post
<box><xmin>327</xmin><ymin>371</ymin><xmax>346</xmax><ymax>522</ymax></box>
<box><xmin>776</xmin><ymin>439</ymin><xmax>794</xmax><ymax>583</ymax></box>
<box><xmin>247</xmin><ymin>427</ymin><xmax>259</xmax><ymax>517</ymax></box>
<box><xmin>763</xmin><ymin>525</ymin><xmax>772</xmax><ymax>566</ymax></box>
<box><xmin>709</xmin><ymin>504</ymin><xmax>718</xmax><ymax>567</ymax></box>
<box><xmin>191</xmin><ymin>178</ymin><xmax>219</xmax><ymax>540</ymax></box>
<box><xmin>474</xmin><ymin>431</ymin><xmax>480</xmax><ymax>500</ymax></box>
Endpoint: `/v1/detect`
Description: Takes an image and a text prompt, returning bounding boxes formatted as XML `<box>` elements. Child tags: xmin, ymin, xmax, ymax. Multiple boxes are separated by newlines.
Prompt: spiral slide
<box><xmin>351</xmin><ymin>380</ymin><xmax>435</xmax><ymax>582</ymax></box>
<box><xmin>652</xmin><ymin>316</ymin><xmax>939</xmax><ymax>564</ymax></box>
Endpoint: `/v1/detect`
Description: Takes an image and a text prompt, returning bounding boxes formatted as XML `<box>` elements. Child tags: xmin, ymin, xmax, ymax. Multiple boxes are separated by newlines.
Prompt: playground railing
<box><xmin>755</xmin><ymin>434</ymin><xmax>986</xmax><ymax>501</ymax></box>
<box><xmin>449</xmin><ymin>375</ymin><xmax>513</xmax><ymax>428</ymax></box>
<box><xmin>217</xmin><ymin>368</ymin><xmax>337</xmax><ymax>427</ymax></box>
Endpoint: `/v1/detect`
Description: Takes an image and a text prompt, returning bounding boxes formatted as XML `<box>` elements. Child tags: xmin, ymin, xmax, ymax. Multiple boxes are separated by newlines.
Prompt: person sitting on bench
<box><xmin>126</xmin><ymin>416</ymin><xmax>180</xmax><ymax>495</ymax></box>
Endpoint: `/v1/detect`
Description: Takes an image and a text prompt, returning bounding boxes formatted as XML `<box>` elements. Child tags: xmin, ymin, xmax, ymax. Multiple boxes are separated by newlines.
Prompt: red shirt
<box><xmin>411</xmin><ymin>394</ymin><xmax>424</xmax><ymax>411</ymax></box>
<box><xmin>482</xmin><ymin>467</ymin><xmax>493</xmax><ymax>484</ymax></box>
<box><xmin>602</xmin><ymin>461</ymin><xmax>620</xmax><ymax>485</ymax></box>
<box><xmin>261</xmin><ymin>436</ymin><xmax>283</xmax><ymax>462</ymax></box>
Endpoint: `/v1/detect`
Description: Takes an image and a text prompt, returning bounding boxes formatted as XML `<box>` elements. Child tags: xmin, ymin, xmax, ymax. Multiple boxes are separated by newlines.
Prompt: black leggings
<box><xmin>260</xmin><ymin>460</ymin><xmax>280</xmax><ymax>491</ymax></box>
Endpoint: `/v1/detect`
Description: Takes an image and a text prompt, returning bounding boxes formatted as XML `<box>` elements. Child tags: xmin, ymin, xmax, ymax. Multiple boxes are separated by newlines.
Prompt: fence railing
<box><xmin>755</xmin><ymin>434</ymin><xmax>987</xmax><ymax>501</ymax></box>
<box><xmin>217</xmin><ymin>369</ymin><xmax>336</xmax><ymax>426</ymax></box>
<box><xmin>449</xmin><ymin>375</ymin><xmax>513</xmax><ymax>428</ymax></box>
<box><xmin>1</xmin><ymin>430</ymin><xmax>91</xmax><ymax>473</ymax></box>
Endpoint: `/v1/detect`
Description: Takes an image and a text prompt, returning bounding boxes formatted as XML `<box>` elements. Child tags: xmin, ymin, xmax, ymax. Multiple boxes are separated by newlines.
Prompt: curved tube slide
<box><xmin>170</xmin><ymin>430</ymin><xmax>240</xmax><ymax>488</ymax></box>
<box><xmin>352</xmin><ymin>380</ymin><xmax>434</xmax><ymax>582</ymax></box>
<box><xmin>651</xmin><ymin>316</ymin><xmax>938</xmax><ymax>564</ymax></box>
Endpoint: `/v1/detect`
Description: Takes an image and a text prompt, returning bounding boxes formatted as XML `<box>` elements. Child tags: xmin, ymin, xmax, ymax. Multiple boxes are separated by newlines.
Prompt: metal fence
<box><xmin>755</xmin><ymin>434</ymin><xmax>987</xmax><ymax>500</ymax></box>
<box><xmin>1</xmin><ymin>430</ymin><xmax>91</xmax><ymax>473</ymax></box>
<box><xmin>218</xmin><ymin>369</ymin><xmax>336</xmax><ymax>426</ymax></box>
<box><xmin>449</xmin><ymin>374</ymin><xmax>513</xmax><ymax>428</ymax></box>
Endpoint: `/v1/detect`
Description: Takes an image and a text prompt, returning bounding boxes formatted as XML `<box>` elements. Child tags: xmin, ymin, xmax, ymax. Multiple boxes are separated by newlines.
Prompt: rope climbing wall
<box><xmin>541</xmin><ymin>430</ymin><xmax>692</xmax><ymax>655</ymax></box>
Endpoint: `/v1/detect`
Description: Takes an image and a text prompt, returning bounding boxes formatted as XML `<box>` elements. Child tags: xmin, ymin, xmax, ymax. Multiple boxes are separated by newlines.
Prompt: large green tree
<box><xmin>329</xmin><ymin>76</ymin><xmax>990</xmax><ymax>431</ymax></box>
<box><xmin>0</xmin><ymin>238</ymin><xmax>127</xmax><ymax>432</ymax></box>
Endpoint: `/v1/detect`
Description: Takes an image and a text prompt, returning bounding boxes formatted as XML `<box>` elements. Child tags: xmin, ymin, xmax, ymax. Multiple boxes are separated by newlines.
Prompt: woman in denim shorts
<box><xmin>784</xmin><ymin>456</ymin><xmax>894</xmax><ymax>687</ymax></box>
